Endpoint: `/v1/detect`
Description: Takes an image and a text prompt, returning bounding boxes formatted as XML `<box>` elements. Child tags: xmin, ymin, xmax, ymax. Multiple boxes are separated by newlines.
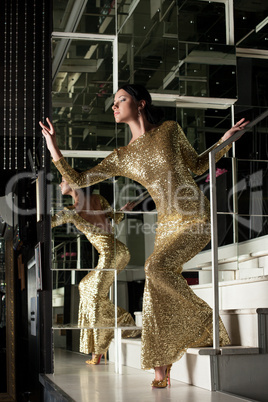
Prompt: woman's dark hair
<box><xmin>118</xmin><ymin>84</ymin><xmax>164</xmax><ymax>124</ymax></box>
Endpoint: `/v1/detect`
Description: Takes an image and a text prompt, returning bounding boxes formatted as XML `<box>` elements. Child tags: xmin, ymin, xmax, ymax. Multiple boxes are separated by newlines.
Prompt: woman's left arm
<box><xmin>179</xmin><ymin>118</ymin><xmax>249</xmax><ymax>175</ymax></box>
<box><xmin>51</xmin><ymin>208</ymin><xmax>71</xmax><ymax>228</ymax></box>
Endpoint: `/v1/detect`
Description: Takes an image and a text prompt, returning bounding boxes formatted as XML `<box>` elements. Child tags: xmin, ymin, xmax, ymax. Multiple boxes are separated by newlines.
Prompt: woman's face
<box><xmin>59</xmin><ymin>177</ymin><xmax>72</xmax><ymax>195</ymax></box>
<box><xmin>112</xmin><ymin>89</ymin><xmax>139</xmax><ymax>123</ymax></box>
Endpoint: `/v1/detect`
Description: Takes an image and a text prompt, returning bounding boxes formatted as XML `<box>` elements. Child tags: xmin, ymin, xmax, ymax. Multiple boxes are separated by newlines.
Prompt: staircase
<box><xmin>109</xmin><ymin>275</ymin><xmax>268</xmax><ymax>402</ymax></box>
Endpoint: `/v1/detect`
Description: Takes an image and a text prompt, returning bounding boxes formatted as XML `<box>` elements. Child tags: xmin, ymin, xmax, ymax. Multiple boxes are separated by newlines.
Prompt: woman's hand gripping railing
<box><xmin>208</xmin><ymin>109</ymin><xmax>268</xmax><ymax>352</ymax></box>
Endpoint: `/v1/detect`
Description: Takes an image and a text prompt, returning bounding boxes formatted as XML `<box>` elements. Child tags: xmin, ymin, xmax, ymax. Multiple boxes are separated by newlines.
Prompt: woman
<box><xmin>40</xmin><ymin>84</ymin><xmax>249</xmax><ymax>386</ymax></box>
<box><xmin>51</xmin><ymin>175</ymin><xmax>140</xmax><ymax>365</ymax></box>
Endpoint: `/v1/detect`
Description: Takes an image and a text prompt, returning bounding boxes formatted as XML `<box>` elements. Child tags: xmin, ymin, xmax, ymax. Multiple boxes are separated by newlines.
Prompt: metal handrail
<box><xmin>209</xmin><ymin>109</ymin><xmax>268</xmax><ymax>352</ymax></box>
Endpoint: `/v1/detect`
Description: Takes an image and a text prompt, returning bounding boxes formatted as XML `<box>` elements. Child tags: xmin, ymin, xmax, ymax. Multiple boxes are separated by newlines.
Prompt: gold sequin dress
<box><xmin>51</xmin><ymin>194</ymin><xmax>140</xmax><ymax>355</ymax></box>
<box><xmin>53</xmin><ymin>120</ymin><xmax>231</xmax><ymax>369</ymax></box>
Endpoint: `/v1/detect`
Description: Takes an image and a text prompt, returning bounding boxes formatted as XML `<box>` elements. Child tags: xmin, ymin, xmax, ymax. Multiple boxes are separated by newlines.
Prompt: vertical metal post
<box><xmin>225</xmin><ymin>0</ymin><xmax>234</xmax><ymax>45</ymax></box>
<box><xmin>114</xmin><ymin>328</ymin><xmax>118</xmax><ymax>373</ymax></box>
<box><xmin>231</xmin><ymin>105</ymin><xmax>238</xmax><ymax>244</ymax></box>
<box><xmin>209</xmin><ymin>152</ymin><xmax>220</xmax><ymax>351</ymax></box>
<box><xmin>113</xmin><ymin>7</ymin><xmax>119</xmax><ymax>372</ymax></box>
<box><xmin>114</xmin><ymin>269</ymin><xmax>118</xmax><ymax>372</ymax></box>
<box><xmin>113</xmin><ymin>36</ymin><xmax>118</xmax><ymax>94</ymax></box>
<box><xmin>77</xmin><ymin>235</ymin><xmax>81</xmax><ymax>269</ymax></box>
<box><xmin>118</xmin><ymin>329</ymin><xmax>122</xmax><ymax>374</ymax></box>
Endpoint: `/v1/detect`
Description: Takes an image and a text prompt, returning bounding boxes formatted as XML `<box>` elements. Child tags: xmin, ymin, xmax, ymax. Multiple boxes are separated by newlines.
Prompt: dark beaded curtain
<box><xmin>0</xmin><ymin>0</ymin><xmax>52</xmax><ymax>176</ymax></box>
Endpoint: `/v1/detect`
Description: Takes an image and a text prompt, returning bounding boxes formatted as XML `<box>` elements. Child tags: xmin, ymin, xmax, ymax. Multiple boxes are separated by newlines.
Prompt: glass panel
<box><xmin>236</xmin><ymin>160</ymin><xmax>268</xmax><ymax>240</ymax></box>
<box><xmin>118</xmin><ymin>0</ymin><xmax>178</xmax><ymax>87</ymax></box>
<box><xmin>234</xmin><ymin>3</ymin><xmax>268</xmax><ymax>45</ymax></box>
<box><xmin>178</xmin><ymin>0</ymin><xmax>226</xmax><ymax>44</ymax></box>
<box><xmin>117</xmin><ymin>1</ymin><xmax>236</xmax><ymax>98</ymax></box>
<box><xmin>176</xmin><ymin>107</ymin><xmax>232</xmax><ymax>148</ymax></box>
<box><xmin>52</xmin><ymin>38</ymin><xmax>116</xmax><ymax>150</ymax></box>
<box><xmin>53</xmin><ymin>0</ymin><xmax>116</xmax><ymax>34</ymax></box>
<box><xmin>176</xmin><ymin>43</ymin><xmax>236</xmax><ymax>98</ymax></box>
<box><xmin>235</xmin><ymin>59</ymin><xmax>268</xmax><ymax>118</ymax></box>
<box><xmin>117</xmin><ymin>0</ymin><xmax>178</xmax><ymax>37</ymax></box>
<box><xmin>176</xmin><ymin>1</ymin><xmax>236</xmax><ymax>98</ymax></box>
<box><xmin>50</xmin><ymin>153</ymin><xmax>141</xmax><ymax>367</ymax></box>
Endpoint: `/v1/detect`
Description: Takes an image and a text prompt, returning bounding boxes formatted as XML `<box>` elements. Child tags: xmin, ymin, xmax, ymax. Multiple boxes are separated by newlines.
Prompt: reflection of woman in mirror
<box><xmin>51</xmin><ymin>176</ymin><xmax>140</xmax><ymax>365</ymax></box>
<box><xmin>40</xmin><ymin>85</ymin><xmax>248</xmax><ymax>386</ymax></box>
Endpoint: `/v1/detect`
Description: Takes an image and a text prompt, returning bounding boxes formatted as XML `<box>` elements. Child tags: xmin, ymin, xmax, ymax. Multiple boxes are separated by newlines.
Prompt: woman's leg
<box><xmin>78</xmin><ymin>235</ymin><xmax>139</xmax><ymax>356</ymax></box>
<box><xmin>141</xmin><ymin>219</ymin><xmax>230</xmax><ymax>372</ymax></box>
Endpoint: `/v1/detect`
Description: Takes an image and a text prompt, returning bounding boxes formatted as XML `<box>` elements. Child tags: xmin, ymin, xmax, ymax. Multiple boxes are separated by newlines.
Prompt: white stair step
<box><xmin>192</xmin><ymin>275</ymin><xmax>268</xmax><ymax>310</ymax></box>
<box><xmin>108</xmin><ymin>338</ymin><xmax>261</xmax><ymax>391</ymax></box>
<box><xmin>181</xmin><ymin>346</ymin><xmax>259</xmax><ymax>356</ymax></box>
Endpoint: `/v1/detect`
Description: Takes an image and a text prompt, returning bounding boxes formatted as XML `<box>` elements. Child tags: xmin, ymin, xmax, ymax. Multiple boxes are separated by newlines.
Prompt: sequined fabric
<box><xmin>53</xmin><ymin>120</ymin><xmax>231</xmax><ymax>368</ymax></box>
<box><xmin>51</xmin><ymin>197</ymin><xmax>140</xmax><ymax>355</ymax></box>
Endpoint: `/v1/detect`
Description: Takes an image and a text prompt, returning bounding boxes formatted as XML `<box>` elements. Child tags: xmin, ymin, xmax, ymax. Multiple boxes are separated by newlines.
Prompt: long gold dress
<box><xmin>51</xmin><ymin>194</ymin><xmax>140</xmax><ymax>355</ymax></box>
<box><xmin>53</xmin><ymin>120</ymin><xmax>231</xmax><ymax>369</ymax></box>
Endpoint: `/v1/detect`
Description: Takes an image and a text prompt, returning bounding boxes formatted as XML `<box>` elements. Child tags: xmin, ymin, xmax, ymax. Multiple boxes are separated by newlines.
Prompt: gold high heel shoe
<box><xmin>85</xmin><ymin>351</ymin><xmax>107</xmax><ymax>365</ymax></box>
<box><xmin>151</xmin><ymin>364</ymin><xmax>172</xmax><ymax>388</ymax></box>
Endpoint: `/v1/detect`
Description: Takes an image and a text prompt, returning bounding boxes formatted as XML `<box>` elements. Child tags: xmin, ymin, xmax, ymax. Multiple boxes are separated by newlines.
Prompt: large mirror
<box><xmin>51</xmin><ymin>0</ymin><xmax>268</xmax><ymax>374</ymax></box>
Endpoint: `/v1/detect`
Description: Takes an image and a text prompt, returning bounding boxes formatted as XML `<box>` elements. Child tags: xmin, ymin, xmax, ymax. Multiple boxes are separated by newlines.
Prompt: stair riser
<box><xmin>109</xmin><ymin>340</ymin><xmax>213</xmax><ymax>390</ymax></box>
<box><xmin>220</xmin><ymin>314</ymin><xmax>259</xmax><ymax>347</ymax></box>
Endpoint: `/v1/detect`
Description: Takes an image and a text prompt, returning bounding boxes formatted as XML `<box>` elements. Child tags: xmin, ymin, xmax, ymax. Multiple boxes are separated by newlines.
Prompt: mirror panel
<box><xmin>53</xmin><ymin>0</ymin><xmax>116</xmax><ymax>35</ymax></box>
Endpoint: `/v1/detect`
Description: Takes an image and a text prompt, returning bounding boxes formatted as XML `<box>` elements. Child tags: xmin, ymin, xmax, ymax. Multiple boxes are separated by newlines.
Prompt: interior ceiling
<box><xmin>51</xmin><ymin>0</ymin><xmax>268</xmax><ymax>151</ymax></box>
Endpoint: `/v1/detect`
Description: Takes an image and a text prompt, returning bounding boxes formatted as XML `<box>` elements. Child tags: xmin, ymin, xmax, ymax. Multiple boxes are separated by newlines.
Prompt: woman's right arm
<box><xmin>40</xmin><ymin>118</ymin><xmax>121</xmax><ymax>189</ymax></box>
<box><xmin>39</xmin><ymin>118</ymin><xmax>63</xmax><ymax>161</ymax></box>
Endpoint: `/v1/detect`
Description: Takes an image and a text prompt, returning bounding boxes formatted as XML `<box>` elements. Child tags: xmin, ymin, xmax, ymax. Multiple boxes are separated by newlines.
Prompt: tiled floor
<box><xmin>42</xmin><ymin>349</ymin><xmax>253</xmax><ymax>402</ymax></box>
